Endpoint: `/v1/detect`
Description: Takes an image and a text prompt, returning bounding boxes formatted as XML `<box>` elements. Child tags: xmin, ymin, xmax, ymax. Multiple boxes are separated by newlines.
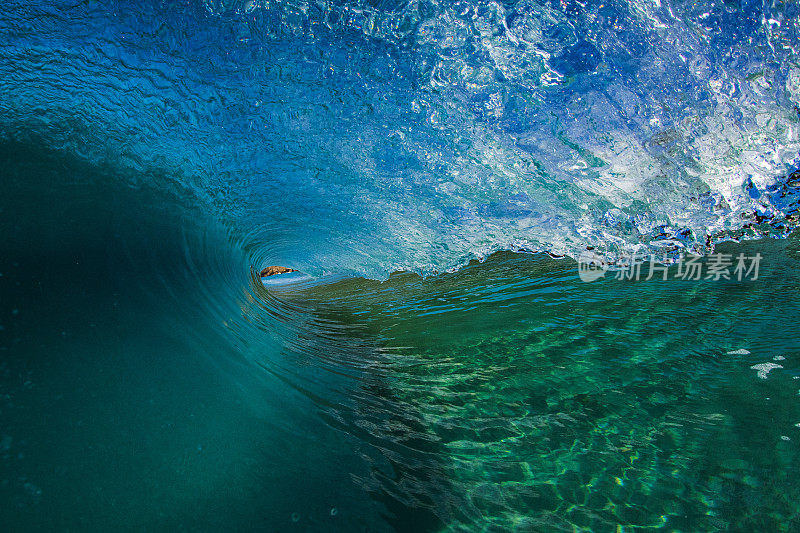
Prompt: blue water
<box><xmin>1</xmin><ymin>0</ymin><xmax>800</xmax><ymax>530</ymax></box>
<box><xmin>3</xmin><ymin>0</ymin><xmax>800</xmax><ymax>276</ymax></box>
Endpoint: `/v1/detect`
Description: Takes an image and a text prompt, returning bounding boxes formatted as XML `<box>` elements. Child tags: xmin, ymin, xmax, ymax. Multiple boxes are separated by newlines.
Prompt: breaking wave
<box><xmin>1</xmin><ymin>0</ymin><xmax>799</xmax><ymax>276</ymax></box>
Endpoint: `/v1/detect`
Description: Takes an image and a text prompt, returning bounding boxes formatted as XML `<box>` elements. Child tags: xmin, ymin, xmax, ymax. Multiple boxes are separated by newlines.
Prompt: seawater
<box><xmin>3</xmin><ymin>0</ymin><xmax>800</xmax><ymax>530</ymax></box>
<box><xmin>2</xmin><ymin>142</ymin><xmax>800</xmax><ymax>530</ymax></box>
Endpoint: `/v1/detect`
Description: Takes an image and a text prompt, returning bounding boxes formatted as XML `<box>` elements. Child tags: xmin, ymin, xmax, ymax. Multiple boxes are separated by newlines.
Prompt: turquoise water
<box><xmin>3</xmin><ymin>143</ymin><xmax>800</xmax><ymax>530</ymax></box>
<box><xmin>3</xmin><ymin>0</ymin><xmax>800</xmax><ymax>530</ymax></box>
<box><xmin>302</xmin><ymin>244</ymin><xmax>800</xmax><ymax>530</ymax></box>
<box><xmin>0</xmin><ymin>145</ymin><xmax>391</xmax><ymax>530</ymax></box>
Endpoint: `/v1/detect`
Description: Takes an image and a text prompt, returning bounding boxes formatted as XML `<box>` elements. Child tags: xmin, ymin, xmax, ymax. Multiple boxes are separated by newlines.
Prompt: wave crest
<box><xmin>0</xmin><ymin>0</ymin><xmax>799</xmax><ymax>276</ymax></box>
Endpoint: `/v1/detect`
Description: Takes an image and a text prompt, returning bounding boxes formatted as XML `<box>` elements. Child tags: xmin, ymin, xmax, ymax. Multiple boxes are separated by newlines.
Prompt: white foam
<box><xmin>751</xmin><ymin>363</ymin><xmax>783</xmax><ymax>379</ymax></box>
<box><xmin>727</xmin><ymin>349</ymin><xmax>751</xmax><ymax>355</ymax></box>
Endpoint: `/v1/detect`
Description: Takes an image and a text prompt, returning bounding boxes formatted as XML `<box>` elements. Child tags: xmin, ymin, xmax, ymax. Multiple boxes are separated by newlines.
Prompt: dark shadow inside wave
<box><xmin>0</xmin><ymin>136</ymin><xmax>474</xmax><ymax>532</ymax></box>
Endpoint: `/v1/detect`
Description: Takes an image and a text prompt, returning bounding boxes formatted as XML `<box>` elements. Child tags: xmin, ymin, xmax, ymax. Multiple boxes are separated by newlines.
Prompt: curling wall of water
<box><xmin>2</xmin><ymin>0</ymin><xmax>799</xmax><ymax>277</ymax></box>
<box><xmin>4</xmin><ymin>0</ymin><xmax>800</xmax><ymax>530</ymax></box>
<box><xmin>0</xmin><ymin>141</ymin><xmax>412</xmax><ymax>530</ymax></box>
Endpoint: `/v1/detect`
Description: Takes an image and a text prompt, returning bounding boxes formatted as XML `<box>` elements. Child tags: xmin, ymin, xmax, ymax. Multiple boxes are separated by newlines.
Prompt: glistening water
<box><xmin>2</xmin><ymin>0</ymin><xmax>800</xmax><ymax>531</ymax></box>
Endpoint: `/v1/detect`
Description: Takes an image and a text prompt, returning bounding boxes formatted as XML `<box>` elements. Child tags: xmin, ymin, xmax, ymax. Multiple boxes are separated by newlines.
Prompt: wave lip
<box><xmin>0</xmin><ymin>0</ymin><xmax>799</xmax><ymax>276</ymax></box>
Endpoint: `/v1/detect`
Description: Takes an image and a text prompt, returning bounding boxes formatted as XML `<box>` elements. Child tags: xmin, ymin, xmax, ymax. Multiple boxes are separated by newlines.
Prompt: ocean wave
<box><xmin>1</xmin><ymin>0</ymin><xmax>799</xmax><ymax>278</ymax></box>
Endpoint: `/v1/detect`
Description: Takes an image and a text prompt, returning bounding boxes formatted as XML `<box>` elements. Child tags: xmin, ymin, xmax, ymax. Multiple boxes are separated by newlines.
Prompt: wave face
<box><xmin>0</xmin><ymin>143</ymin><xmax>406</xmax><ymax>530</ymax></box>
<box><xmin>1</xmin><ymin>0</ymin><xmax>799</xmax><ymax>276</ymax></box>
<box><xmin>3</xmin><ymin>1</ymin><xmax>800</xmax><ymax>531</ymax></box>
<box><xmin>304</xmin><ymin>243</ymin><xmax>800</xmax><ymax>531</ymax></box>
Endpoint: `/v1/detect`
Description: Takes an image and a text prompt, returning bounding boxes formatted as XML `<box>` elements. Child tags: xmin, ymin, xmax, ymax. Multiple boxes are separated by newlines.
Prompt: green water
<box><xmin>0</xmin><ymin>145</ymin><xmax>389</xmax><ymax>531</ymax></box>
<box><xmin>2</xmin><ymin>142</ymin><xmax>800</xmax><ymax>531</ymax></box>
<box><xmin>298</xmin><ymin>242</ymin><xmax>800</xmax><ymax>531</ymax></box>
